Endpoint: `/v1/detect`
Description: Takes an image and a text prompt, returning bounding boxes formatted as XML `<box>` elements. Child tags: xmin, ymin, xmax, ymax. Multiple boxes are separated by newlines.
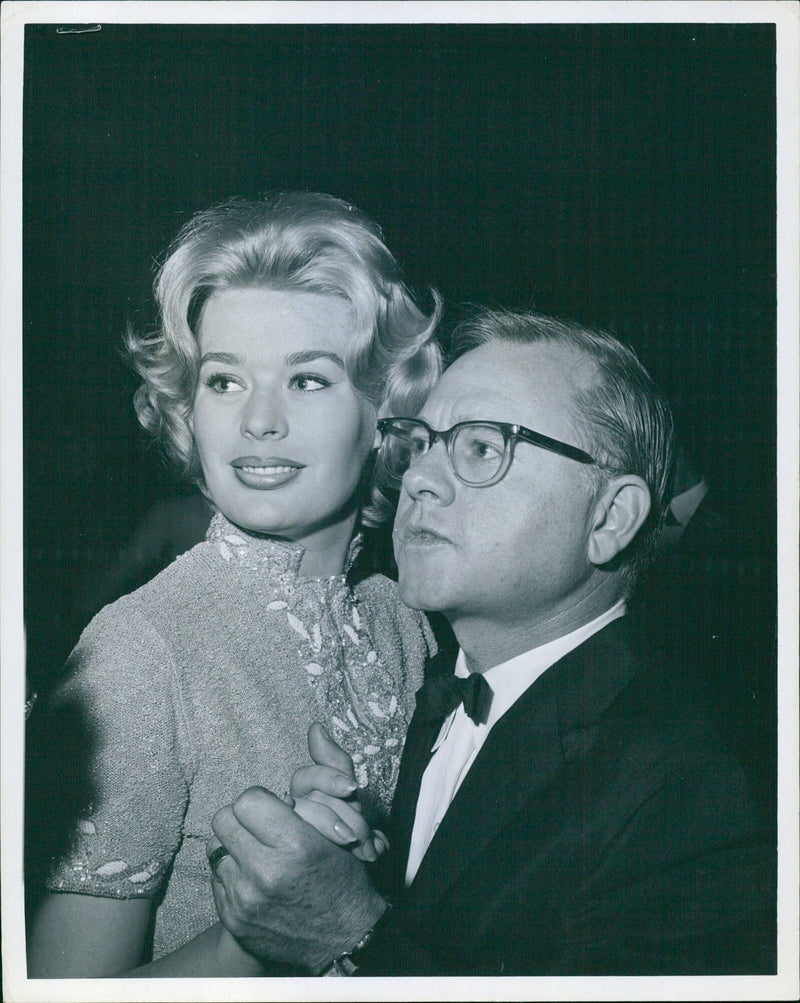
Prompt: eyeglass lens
<box><xmin>381</xmin><ymin>423</ymin><xmax>426</xmax><ymax>481</ymax></box>
<box><xmin>450</xmin><ymin>424</ymin><xmax>506</xmax><ymax>483</ymax></box>
<box><xmin>382</xmin><ymin>421</ymin><xmax>508</xmax><ymax>485</ymax></box>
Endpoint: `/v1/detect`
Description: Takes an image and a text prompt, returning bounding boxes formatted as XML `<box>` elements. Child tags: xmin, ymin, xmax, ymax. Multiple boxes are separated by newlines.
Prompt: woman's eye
<box><xmin>290</xmin><ymin>373</ymin><xmax>331</xmax><ymax>392</ymax></box>
<box><xmin>205</xmin><ymin>373</ymin><xmax>243</xmax><ymax>394</ymax></box>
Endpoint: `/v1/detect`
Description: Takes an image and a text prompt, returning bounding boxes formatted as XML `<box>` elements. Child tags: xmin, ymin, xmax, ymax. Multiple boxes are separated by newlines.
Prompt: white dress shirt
<box><xmin>404</xmin><ymin>601</ymin><xmax>627</xmax><ymax>885</ymax></box>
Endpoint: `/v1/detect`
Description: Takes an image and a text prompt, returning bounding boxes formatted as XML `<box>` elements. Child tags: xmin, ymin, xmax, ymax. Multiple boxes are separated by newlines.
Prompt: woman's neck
<box><xmin>295</xmin><ymin>510</ymin><xmax>360</xmax><ymax>578</ymax></box>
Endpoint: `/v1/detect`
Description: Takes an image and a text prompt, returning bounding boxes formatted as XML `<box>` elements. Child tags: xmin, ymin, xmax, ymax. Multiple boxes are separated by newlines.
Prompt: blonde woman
<box><xmin>28</xmin><ymin>193</ymin><xmax>441</xmax><ymax>976</ymax></box>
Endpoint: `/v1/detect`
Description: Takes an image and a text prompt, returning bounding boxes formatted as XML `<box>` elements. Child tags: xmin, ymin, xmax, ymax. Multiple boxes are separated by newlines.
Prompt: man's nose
<box><xmin>240</xmin><ymin>388</ymin><xmax>289</xmax><ymax>440</ymax></box>
<box><xmin>401</xmin><ymin>440</ymin><xmax>456</xmax><ymax>504</ymax></box>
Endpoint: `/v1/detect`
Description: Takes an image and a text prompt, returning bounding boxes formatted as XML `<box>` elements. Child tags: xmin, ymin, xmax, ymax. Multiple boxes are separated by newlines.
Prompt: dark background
<box><xmin>23</xmin><ymin>22</ymin><xmax>776</xmax><ymax>798</ymax></box>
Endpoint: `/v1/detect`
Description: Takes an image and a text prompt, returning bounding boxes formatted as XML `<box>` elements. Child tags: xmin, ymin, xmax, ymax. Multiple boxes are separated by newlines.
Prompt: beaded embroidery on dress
<box><xmin>206</xmin><ymin>513</ymin><xmax>408</xmax><ymax>817</ymax></box>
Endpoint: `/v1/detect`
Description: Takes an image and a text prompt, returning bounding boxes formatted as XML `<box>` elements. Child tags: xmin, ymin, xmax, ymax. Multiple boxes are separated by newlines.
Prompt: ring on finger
<box><xmin>207</xmin><ymin>843</ymin><xmax>231</xmax><ymax>879</ymax></box>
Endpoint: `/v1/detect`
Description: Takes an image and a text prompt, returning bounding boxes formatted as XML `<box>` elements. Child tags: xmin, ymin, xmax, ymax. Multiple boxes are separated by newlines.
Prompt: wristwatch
<box><xmin>322</xmin><ymin>901</ymin><xmax>393</xmax><ymax>976</ymax></box>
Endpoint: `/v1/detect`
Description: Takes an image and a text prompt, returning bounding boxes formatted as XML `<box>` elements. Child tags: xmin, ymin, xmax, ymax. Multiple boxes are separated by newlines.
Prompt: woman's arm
<box><xmin>125</xmin><ymin>922</ymin><xmax>265</xmax><ymax>977</ymax></box>
<box><xmin>27</xmin><ymin>608</ymin><xmax>201</xmax><ymax>978</ymax></box>
<box><xmin>28</xmin><ymin>893</ymin><xmax>265</xmax><ymax>978</ymax></box>
<box><xmin>27</xmin><ymin>893</ymin><xmax>151</xmax><ymax>977</ymax></box>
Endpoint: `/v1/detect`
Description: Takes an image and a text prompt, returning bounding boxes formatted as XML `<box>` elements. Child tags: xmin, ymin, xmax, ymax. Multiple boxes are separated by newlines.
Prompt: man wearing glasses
<box><xmin>208</xmin><ymin>309</ymin><xmax>773</xmax><ymax>976</ymax></box>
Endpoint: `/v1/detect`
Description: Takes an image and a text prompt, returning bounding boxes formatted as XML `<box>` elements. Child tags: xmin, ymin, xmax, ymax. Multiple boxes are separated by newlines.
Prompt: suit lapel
<box><xmin>404</xmin><ymin>671</ymin><xmax>563</xmax><ymax>907</ymax></box>
<box><xmin>401</xmin><ymin>617</ymin><xmax>639</xmax><ymax>909</ymax></box>
<box><xmin>385</xmin><ymin>650</ymin><xmax>457</xmax><ymax>893</ymax></box>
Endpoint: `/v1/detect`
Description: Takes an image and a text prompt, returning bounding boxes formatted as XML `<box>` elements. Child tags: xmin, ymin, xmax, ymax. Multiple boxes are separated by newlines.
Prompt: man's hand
<box><xmin>290</xmin><ymin>723</ymin><xmax>388</xmax><ymax>862</ymax></box>
<box><xmin>208</xmin><ymin>786</ymin><xmax>388</xmax><ymax>973</ymax></box>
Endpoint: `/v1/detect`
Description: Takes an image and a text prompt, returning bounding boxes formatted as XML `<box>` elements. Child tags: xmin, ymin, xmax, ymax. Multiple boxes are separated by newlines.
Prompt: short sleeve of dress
<box><xmin>42</xmin><ymin>601</ymin><xmax>192</xmax><ymax>899</ymax></box>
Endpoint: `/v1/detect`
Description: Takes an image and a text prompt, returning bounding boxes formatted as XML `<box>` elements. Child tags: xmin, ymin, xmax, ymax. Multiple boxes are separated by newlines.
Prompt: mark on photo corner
<box><xmin>56</xmin><ymin>25</ymin><xmax>102</xmax><ymax>35</ymax></box>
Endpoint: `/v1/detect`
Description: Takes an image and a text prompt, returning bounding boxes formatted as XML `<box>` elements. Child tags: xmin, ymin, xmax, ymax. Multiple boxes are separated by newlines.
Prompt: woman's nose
<box><xmin>240</xmin><ymin>388</ymin><xmax>288</xmax><ymax>440</ymax></box>
<box><xmin>401</xmin><ymin>440</ymin><xmax>456</xmax><ymax>505</ymax></box>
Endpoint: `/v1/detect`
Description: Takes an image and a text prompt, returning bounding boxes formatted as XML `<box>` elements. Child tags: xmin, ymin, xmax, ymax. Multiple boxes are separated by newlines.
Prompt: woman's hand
<box><xmin>290</xmin><ymin>795</ymin><xmax>388</xmax><ymax>862</ymax></box>
<box><xmin>288</xmin><ymin>723</ymin><xmax>387</xmax><ymax>862</ymax></box>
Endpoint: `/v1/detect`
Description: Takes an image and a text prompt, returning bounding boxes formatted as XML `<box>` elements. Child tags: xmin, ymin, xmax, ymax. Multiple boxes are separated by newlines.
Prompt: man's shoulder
<box><xmin>582</xmin><ymin>621</ymin><xmax>761</xmax><ymax>822</ymax></box>
<box><xmin>536</xmin><ymin>616</ymin><xmax>750</xmax><ymax>793</ymax></box>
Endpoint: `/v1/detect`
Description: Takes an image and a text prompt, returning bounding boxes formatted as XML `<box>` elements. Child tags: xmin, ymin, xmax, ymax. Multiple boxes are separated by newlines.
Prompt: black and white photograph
<box><xmin>2</xmin><ymin>2</ymin><xmax>798</xmax><ymax>1000</ymax></box>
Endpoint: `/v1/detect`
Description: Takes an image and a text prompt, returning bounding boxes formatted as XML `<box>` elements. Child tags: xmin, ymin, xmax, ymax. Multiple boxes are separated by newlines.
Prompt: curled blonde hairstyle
<box><xmin>126</xmin><ymin>192</ymin><xmax>443</xmax><ymax>525</ymax></box>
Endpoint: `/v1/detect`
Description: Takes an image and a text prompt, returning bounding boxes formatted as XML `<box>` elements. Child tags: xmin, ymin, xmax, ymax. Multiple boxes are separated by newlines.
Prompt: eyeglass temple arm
<box><xmin>513</xmin><ymin>426</ymin><xmax>596</xmax><ymax>465</ymax></box>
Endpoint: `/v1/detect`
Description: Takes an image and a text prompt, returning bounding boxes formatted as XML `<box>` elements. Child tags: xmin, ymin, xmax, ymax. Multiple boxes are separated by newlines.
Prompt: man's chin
<box><xmin>397</xmin><ymin>575</ymin><xmax>445</xmax><ymax>614</ymax></box>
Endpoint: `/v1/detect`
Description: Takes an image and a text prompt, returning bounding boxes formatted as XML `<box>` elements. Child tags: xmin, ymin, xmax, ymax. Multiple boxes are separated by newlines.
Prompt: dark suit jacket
<box><xmin>357</xmin><ymin>617</ymin><xmax>775</xmax><ymax>976</ymax></box>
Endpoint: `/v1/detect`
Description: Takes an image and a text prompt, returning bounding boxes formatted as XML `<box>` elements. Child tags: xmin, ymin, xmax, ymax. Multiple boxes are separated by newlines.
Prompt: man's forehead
<box><xmin>423</xmin><ymin>340</ymin><xmax>594</xmax><ymax>427</ymax></box>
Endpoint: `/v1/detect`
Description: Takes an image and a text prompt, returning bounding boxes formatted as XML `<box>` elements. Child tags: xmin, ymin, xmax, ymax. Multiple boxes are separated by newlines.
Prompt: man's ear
<box><xmin>587</xmin><ymin>475</ymin><xmax>651</xmax><ymax>566</ymax></box>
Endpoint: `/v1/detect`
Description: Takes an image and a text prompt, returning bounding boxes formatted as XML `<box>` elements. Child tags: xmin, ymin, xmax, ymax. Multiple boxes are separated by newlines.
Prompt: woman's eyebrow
<box><xmin>199</xmin><ymin>350</ymin><xmax>346</xmax><ymax>368</ymax></box>
<box><xmin>286</xmin><ymin>350</ymin><xmax>345</xmax><ymax>369</ymax></box>
<box><xmin>199</xmin><ymin>351</ymin><xmax>242</xmax><ymax>365</ymax></box>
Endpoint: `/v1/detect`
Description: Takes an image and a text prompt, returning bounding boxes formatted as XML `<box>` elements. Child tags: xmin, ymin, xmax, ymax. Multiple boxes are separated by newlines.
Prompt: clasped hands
<box><xmin>207</xmin><ymin>723</ymin><xmax>388</xmax><ymax>973</ymax></box>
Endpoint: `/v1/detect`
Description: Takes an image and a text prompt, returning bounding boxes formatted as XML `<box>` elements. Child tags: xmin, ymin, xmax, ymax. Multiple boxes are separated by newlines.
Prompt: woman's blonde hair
<box><xmin>126</xmin><ymin>192</ymin><xmax>442</xmax><ymax>524</ymax></box>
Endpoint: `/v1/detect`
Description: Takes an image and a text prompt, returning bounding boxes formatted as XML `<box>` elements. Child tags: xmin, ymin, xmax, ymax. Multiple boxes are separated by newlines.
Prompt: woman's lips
<box><xmin>231</xmin><ymin>456</ymin><xmax>304</xmax><ymax>489</ymax></box>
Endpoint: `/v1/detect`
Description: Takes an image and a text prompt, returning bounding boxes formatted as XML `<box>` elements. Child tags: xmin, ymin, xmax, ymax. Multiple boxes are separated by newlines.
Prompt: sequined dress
<box><xmin>44</xmin><ymin>513</ymin><xmax>434</xmax><ymax>958</ymax></box>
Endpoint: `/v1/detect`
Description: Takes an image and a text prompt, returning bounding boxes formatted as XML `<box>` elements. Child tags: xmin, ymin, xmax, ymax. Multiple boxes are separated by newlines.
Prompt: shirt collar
<box><xmin>454</xmin><ymin>599</ymin><xmax>627</xmax><ymax>733</ymax></box>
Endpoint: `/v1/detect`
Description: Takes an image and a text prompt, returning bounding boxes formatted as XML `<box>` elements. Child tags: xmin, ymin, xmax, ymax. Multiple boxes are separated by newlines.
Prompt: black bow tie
<box><xmin>416</xmin><ymin>671</ymin><xmax>493</xmax><ymax>725</ymax></box>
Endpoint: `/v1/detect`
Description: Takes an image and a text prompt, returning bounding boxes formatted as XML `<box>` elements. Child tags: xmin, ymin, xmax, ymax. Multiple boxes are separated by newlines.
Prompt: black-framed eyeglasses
<box><xmin>377</xmin><ymin>417</ymin><xmax>596</xmax><ymax>488</ymax></box>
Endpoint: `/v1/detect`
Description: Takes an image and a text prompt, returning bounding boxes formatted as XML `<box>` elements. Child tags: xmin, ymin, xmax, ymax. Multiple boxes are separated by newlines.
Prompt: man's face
<box><xmin>393</xmin><ymin>340</ymin><xmax>605</xmax><ymax>639</ymax></box>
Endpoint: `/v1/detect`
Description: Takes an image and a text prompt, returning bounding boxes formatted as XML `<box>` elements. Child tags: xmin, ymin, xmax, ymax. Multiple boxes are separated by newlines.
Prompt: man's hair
<box><xmin>125</xmin><ymin>192</ymin><xmax>442</xmax><ymax>525</ymax></box>
<box><xmin>451</xmin><ymin>308</ymin><xmax>676</xmax><ymax>592</ymax></box>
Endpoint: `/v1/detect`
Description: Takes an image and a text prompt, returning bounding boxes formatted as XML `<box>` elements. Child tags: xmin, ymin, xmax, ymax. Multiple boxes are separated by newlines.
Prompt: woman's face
<box><xmin>192</xmin><ymin>287</ymin><xmax>379</xmax><ymax>556</ymax></box>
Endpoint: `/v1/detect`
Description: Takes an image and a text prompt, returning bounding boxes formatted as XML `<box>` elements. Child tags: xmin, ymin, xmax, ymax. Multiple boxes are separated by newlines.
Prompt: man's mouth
<box><xmin>397</xmin><ymin>524</ymin><xmax>452</xmax><ymax>547</ymax></box>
